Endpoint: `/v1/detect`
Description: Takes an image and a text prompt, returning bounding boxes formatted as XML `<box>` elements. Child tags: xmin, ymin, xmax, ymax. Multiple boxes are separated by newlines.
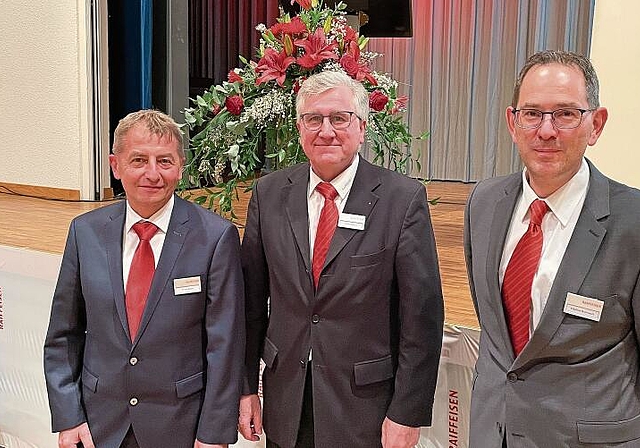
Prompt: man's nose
<box><xmin>144</xmin><ymin>160</ymin><xmax>161</xmax><ymax>179</ymax></box>
<box><xmin>317</xmin><ymin>117</ymin><xmax>336</xmax><ymax>136</ymax></box>
<box><xmin>537</xmin><ymin>114</ymin><xmax>558</xmax><ymax>139</ymax></box>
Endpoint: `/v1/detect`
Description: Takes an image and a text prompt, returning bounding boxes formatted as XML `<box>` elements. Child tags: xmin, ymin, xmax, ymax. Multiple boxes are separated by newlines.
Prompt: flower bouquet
<box><xmin>182</xmin><ymin>0</ymin><xmax>428</xmax><ymax>218</ymax></box>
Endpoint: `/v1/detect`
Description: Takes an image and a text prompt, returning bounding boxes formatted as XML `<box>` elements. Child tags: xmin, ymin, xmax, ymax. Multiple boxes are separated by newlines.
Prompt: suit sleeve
<box><xmin>240</xmin><ymin>182</ymin><xmax>270</xmax><ymax>395</ymax></box>
<box><xmin>196</xmin><ymin>222</ymin><xmax>246</xmax><ymax>444</ymax></box>
<box><xmin>43</xmin><ymin>219</ymin><xmax>88</xmax><ymax>432</ymax></box>
<box><xmin>464</xmin><ymin>183</ymin><xmax>480</xmax><ymax>317</ymax></box>
<box><xmin>386</xmin><ymin>184</ymin><xmax>444</xmax><ymax>427</ymax></box>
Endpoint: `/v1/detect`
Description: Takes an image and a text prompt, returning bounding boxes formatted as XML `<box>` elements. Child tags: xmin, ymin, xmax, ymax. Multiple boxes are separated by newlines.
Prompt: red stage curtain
<box><xmin>189</xmin><ymin>0</ymin><xmax>280</xmax><ymax>95</ymax></box>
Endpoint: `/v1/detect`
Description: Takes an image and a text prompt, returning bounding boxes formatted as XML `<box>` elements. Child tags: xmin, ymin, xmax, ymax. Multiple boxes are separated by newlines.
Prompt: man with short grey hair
<box><xmin>238</xmin><ymin>71</ymin><xmax>444</xmax><ymax>448</ymax></box>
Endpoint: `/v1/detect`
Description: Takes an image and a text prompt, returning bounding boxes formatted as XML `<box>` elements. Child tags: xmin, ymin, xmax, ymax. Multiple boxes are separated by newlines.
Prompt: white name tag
<box><xmin>563</xmin><ymin>292</ymin><xmax>604</xmax><ymax>322</ymax></box>
<box><xmin>173</xmin><ymin>276</ymin><xmax>202</xmax><ymax>295</ymax></box>
<box><xmin>338</xmin><ymin>213</ymin><xmax>366</xmax><ymax>230</ymax></box>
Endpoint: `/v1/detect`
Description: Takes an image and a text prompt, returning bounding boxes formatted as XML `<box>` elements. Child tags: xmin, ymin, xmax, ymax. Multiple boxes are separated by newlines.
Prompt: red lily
<box><xmin>343</xmin><ymin>26</ymin><xmax>358</xmax><ymax>45</ymax></box>
<box><xmin>295</xmin><ymin>0</ymin><xmax>313</xmax><ymax>10</ymax></box>
<box><xmin>270</xmin><ymin>16</ymin><xmax>307</xmax><ymax>37</ymax></box>
<box><xmin>295</xmin><ymin>28</ymin><xmax>338</xmax><ymax>70</ymax></box>
<box><xmin>255</xmin><ymin>47</ymin><xmax>296</xmax><ymax>86</ymax></box>
<box><xmin>391</xmin><ymin>95</ymin><xmax>409</xmax><ymax>114</ymax></box>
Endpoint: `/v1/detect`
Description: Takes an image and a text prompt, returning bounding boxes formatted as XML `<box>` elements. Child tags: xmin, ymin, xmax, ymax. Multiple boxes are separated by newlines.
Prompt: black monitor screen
<box><xmin>280</xmin><ymin>0</ymin><xmax>413</xmax><ymax>38</ymax></box>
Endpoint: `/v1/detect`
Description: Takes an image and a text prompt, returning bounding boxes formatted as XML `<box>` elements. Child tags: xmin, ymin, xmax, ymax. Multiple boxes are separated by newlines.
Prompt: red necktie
<box><xmin>312</xmin><ymin>182</ymin><xmax>339</xmax><ymax>289</ymax></box>
<box><xmin>501</xmin><ymin>199</ymin><xmax>549</xmax><ymax>356</ymax></box>
<box><xmin>126</xmin><ymin>221</ymin><xmax>158</xmax><ymax>341</ymax></box>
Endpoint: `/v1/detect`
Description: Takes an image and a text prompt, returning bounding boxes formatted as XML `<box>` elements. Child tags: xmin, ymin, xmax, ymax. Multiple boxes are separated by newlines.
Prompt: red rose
<box><xmin>228</xmin><ymin>70</ymin><xmax>243</xmax><ymax>83</ymax></box>
<box><xmin>340</xmin><ymin>54</ymin><xmax>360</xmax><ymax>79</ymax></box>
<box><xmin>225</xmin><ymin>95</ymin><xmax>244</xmax><ymax>116</ymax></box>
<box><xmin>211</xmin><ymin>104</ymin><xmax>222</xmax><ymax>116</ymax></box>
<box><xmin>369</xmin><ymin>91</ymin><xmax>389</xmax><ymax>112</ymax></box>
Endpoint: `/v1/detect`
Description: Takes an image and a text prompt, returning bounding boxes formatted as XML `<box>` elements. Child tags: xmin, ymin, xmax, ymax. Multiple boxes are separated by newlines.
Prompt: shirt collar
<box><xmin>125</xmin><ymin>194</ymin><xmax>175</xmax><ymax>234</ymax></box>
<box><xmin>520</xmin><ymin>158</ymin><xmax>590</xmax><ymax>227</ymax></box>
<box><xmin>308</xmin><ymin>154</ymin><xmax>360</xmax><ymax>200</ymax></box>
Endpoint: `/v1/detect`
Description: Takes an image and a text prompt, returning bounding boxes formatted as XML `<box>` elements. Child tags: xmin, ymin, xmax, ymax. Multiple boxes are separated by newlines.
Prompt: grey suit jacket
<box><xmin>241</xmin><ymin>157</ymin><xmax>444</xmax><ymax>448</ymax></box>
<box><xmin>464</xmin><ymin>160</ymin><xmax>640</xmax><ymax>447</ymax></box>
<box><xmin>44</xmin><ymin>195</ymin><xmax>245</xmax><ymax>448</ymax></box>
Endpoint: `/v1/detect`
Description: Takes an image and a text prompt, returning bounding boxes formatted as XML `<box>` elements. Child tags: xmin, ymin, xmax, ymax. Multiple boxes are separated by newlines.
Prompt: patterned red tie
<box><xmin>125</xmin><ymin>221</ymin><xmax>158</xmax><ymax>341</ymax></box>
<box><xmin>501</xmin><ymin>199</ymin><xmax>549</xmax><ymax>356</ymax></box>
<box><xmin>312</xmin><ymin>182</ymin><xmax>339</xmax><ymax>289</ymax></box>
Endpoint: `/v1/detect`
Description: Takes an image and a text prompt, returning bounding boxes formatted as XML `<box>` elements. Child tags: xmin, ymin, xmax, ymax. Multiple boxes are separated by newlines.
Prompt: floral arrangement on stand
<box><xmin>182</xmin><ymin>0</ymin><xmax>428</xmax><ymax>218</ymax></box>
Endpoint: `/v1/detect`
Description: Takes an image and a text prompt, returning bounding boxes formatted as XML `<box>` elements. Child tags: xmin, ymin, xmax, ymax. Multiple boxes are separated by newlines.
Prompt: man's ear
<box><xmin>505</xmin><ymin>106</ymin><xmax>518</xmax><ymax>144</ymax></box>
<box><xmin>588</xmin><ymin>107</ymin><xmax>608</xmax><ymax>146</ymax></box>
<box><xmin>109</xmin><ymin>153</ymin><xmax>121</xmax><ymax>180</ymax></box>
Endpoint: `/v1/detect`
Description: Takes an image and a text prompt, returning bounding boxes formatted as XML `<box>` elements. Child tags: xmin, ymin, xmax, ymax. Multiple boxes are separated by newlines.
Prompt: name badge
<box><xmin>338</xmin><ymin>213</ymin><xmax>366</xmax><ymax>230</ymax></box>
<box><xmin>173</xmin><ymin>276</ymin><xmax>202</xmax><ymax>295</ymax></box>
<box><xmin>563</xmin><ymin>292</ymin><xmax>604</xmax><ymax>322</ymax></box>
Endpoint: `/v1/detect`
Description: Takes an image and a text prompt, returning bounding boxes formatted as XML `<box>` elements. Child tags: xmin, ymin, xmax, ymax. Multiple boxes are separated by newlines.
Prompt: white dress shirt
<box><xmin>499</xmin><ymin>158</ymin><xmax>590</xmax><ymax>332</ymax></box>
<box><xmin>122</xmin><ymin>195</ymin><xmax>175</xmax><ymax>290</ymax></box>
<box><xmin>306</xmin><ymin>155</ymin><xmax>359</xmax><ymax>361</ymax></box>
<box><xmin>307</xmin><ymin>154</ymin><xmax>360</xmax><ymax>260</ymax></box>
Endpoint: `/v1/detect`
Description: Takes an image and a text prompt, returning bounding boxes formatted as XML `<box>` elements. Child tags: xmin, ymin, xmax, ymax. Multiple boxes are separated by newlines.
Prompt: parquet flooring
<box><xmin>0</xmin><ymin>181</ymin><xmax>478</xmax><ymax>328</ymax></box>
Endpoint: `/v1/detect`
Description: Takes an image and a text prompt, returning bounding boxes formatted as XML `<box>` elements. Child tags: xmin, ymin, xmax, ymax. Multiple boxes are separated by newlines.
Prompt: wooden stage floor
<box><xmin>0</xmin><ymin>181</ymin><xmax>478</xmax><ymax>328</ymax></box>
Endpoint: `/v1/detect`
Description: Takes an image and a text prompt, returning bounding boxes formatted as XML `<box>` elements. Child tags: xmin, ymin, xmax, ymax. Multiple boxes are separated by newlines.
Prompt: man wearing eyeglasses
<box><xmin>239</xmin><ymin>70</ymin><xmax>444</xmax><ymax>448</ymax></box>
<box><xmin>465</xmin><ymin>50</ymin><xmax>640</xmax><ymax>446</ymax></box>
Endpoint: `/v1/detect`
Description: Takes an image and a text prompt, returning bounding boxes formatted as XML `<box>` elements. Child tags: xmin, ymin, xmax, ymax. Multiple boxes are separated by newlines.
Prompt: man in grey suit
<box><xmin>44</xmin><ymin>110</ymin><xmax>245</xmax><ymax>448</ymax></box>
<box><xmin>238</xmin><ymin>71</ymin><xmax>444</xmax><ymax>448</ymax></box>
<box><xmin>465</xmin><ymin>50</ymin><xmax>640</xmax><ymax>446</ymax></box>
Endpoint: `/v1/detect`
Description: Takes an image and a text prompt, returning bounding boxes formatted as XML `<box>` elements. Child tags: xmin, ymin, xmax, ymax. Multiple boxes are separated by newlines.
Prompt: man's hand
<box><xmin>381</xmin><ymin>417</ymin><xmax>420</xmax><ymax>448</ymax></box>
<box><xmin>193</xmin><ymin>440</ymin><xmax>227</xmax><ymax>448</ymax></box>
<box><xmin>238</xmin><ymin>394</ymin><xmax>263</xmax><ymax>441</ymax></box>
<box><xmin>58</xmin><ymin>422</ymin><xmax>95</xmax><ymax>448</ymax></box>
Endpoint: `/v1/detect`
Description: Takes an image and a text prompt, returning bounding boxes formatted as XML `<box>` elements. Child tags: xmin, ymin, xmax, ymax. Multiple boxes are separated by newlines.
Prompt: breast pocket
<box><xmin>350</xmin><ymin>248</ymin><xmax>386</xmax><ymax>268</ymax></box>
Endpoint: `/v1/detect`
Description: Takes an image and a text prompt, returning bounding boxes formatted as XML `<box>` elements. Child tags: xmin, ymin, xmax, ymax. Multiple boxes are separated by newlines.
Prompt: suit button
<box><xmin>311</xmin><ymin>314</ymin><xmax>320</xmax><ymax>324</ymax></box>
<box><xmin>300</xmin><ymin>360</ymin><xmax>306</xmax><ymax>369</ymax></box>
<box><xmin>507</xmin><ymin>372</ymin><xmax>518</xmax><ymax>382</ymax></box>
<box><xmin>129</xmin><ymin>357</ymin><xmax>138</xmax><ymax>366</ymax></box>
<box><xmin>129</xmin><ymin>397</ymin><xmax>138</xmax><ymax>406</ymax></box>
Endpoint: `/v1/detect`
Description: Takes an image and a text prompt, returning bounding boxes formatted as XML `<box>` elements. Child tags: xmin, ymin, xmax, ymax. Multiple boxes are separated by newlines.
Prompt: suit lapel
<box><xmin>486</xmin><ymin>174</ymin><xmax>522</xmax><ymax>364</ymax></box>
<box><xmin>285</xmin><ymin>165</ymin><xmax>312</xmax><ymax>272</ymax></box>
<box><xmin>134</xmin><ymin>196</ymin><xmax>190</xmax><ymax>345</ymax></box>
<box><xmin>324</xmin><ymin>158</ymin><xmax>379</xmax><ymax>269</ymax></box>
<box><xmin>105</xmin><ymin>202</ymin><xmax>129</xmax><ymax>340</ymax></box>
<box><xmin>515</xmin><ymin>161</ymin><xmax>609</xmax><ymax>367</ymax></box>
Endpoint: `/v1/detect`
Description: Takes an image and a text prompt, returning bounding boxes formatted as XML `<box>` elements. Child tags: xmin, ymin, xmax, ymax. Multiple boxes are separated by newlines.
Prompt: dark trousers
<box><xmin>77</xmin><ymin>427</ymin><xmax>138</xmax><ymax>448</ymax></box>
<box><xmin>267</xmin><ymin>366</ymin><xmax>314</xmax><ymax>448</ymax></box>
<box><xmin>120</xmin><ymin>427</ymin><xmax>140</xmax><ymax>448</ymax></box>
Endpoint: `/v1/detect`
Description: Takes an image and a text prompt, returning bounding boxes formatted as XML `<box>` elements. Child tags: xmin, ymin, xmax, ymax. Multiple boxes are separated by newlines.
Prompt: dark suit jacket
<box><xmin>465</xmin><ymin>160</ymin><xmax>640</xmax><ymax>447</ymax></box>
<box><xmin>242</xmin><ymin>158</ymin><xmax>444</xmax><ymax>448</ymax></box>
<box><xmin>44</xmin><ymin>195</ymin><xmax>245</xmax><ymax>448</ymax></box>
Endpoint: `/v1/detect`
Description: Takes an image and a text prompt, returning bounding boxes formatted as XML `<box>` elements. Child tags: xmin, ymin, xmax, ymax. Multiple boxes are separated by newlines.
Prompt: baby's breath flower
<box><xmin>244</xmin><ymin>89</ymin><xmax>294</xmax><ymax>128</ymax></box>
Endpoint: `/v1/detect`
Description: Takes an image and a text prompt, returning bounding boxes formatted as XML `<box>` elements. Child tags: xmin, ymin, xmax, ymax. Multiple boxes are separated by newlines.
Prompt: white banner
<box><xmin>0</xmin><ymin>246</ymin><xmax>60</xmax><ymax>448</ymax></box>
<box><xmin>418</xmin><ymin>325</ymin><xmax>479</xmax><ymax>448</ymax></box>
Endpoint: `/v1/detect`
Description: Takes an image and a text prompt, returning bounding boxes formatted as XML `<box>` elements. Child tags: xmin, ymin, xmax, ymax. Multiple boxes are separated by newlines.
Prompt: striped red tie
<box><xmin>125</xmin><ymin>221</ymin><xmax>158</xmax><ymax>341</ymax></box>
<box><xmin>312</xmin><ymin>182</ymin><xmax>338</xmax><ymax>289</ymax></box>
<box><xmin>501</xmin><ymin>199</ymin><xmax>549</xmax><ymax>356</ymax></box>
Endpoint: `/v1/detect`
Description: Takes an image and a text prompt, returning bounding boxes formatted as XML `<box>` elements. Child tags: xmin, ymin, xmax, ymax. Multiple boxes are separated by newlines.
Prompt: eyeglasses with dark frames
<box><xmin>512</xmin><ymin>108</ymin><xmax>595</xmax><ymax>130</ymax></box>
<box><xmin>299</xmin><ymin>111</ymin><xmax>361</xmax><ymax>131</ymax></box>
